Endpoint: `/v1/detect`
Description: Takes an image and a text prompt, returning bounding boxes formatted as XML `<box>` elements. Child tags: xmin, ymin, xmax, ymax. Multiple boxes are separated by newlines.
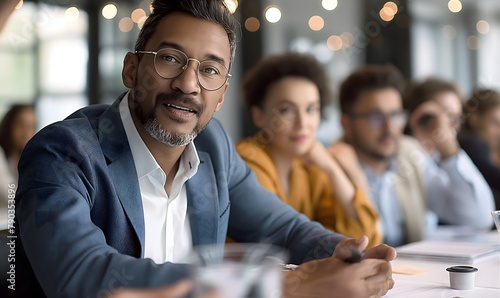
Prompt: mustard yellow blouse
<box><xmin>236</xmin><ymin>137</ymin><xmax>382</xmax><ymax>247</ymax></box>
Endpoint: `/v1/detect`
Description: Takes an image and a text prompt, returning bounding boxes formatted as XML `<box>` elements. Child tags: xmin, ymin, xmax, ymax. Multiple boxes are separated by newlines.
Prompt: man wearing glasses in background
<box><xmin>330</xmin><ymin>64</ymin><xmax>494</xmax><ymax>247</ymax></box>
<box><xmin>14</xmin><ymin>1</ymin><xmax>396</xmax><ymax>297</ymax></box>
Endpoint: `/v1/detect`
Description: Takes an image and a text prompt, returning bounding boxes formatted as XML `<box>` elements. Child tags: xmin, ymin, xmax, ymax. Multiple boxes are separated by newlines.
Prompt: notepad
<box><xmin>396</xmin><ymin>241</ymin><xmax>500</xmax><ymax>264</ymax></box>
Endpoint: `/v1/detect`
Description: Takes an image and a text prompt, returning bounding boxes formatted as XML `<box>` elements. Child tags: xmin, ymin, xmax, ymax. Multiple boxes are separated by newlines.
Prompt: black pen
<box><xmin>344</xmin><ymin>247</ymin><xmax>365</xmax><ymax>263</ymax></box>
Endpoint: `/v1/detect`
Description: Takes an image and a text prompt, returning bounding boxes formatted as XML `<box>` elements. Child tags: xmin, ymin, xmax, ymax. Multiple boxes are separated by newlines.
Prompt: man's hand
<box><xmin>283</xmin><ymin>236</ymin><xmax>396</xmax><ymax>298</ymax></box>
<box><xmin>409</xmin><ymin>101</ymin><xmax>460</xmax><ymax>159</ymax></box>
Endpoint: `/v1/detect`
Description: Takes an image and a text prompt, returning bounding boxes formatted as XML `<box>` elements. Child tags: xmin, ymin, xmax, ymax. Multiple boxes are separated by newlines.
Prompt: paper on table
<box><xmin>386</xmin><ymin>279</ymin><xmax>500</xmax><ymax>298</ymax></box>
<box><xmin>396</xmin><ymin>241</ymin><xmax>500</xmax><ymax>264</ymax></box>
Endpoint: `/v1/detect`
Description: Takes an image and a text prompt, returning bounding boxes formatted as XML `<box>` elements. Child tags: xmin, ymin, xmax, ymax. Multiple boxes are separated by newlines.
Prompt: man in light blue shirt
<box><xmin>333</xmin><ymin>65</ymin><xmax>494</xmax><ymax>247</ymax></box>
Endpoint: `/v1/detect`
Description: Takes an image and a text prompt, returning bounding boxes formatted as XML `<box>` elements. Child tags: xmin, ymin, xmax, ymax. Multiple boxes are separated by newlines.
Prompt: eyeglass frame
<box><xmin>135</xmin><ymin>48</ymin><xmax>232</xmax><ymax>91</ymax></box>
<box><xmin>347</xmin><ymin>110</ymin><xmax>409</xmax><ymax>128</ymax></box>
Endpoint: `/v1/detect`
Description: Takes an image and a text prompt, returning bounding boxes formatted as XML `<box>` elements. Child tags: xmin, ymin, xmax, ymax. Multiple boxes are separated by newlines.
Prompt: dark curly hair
<box><xmin>463</xmin><ymin>88</ymin><xmax>500</xmax><ymax>129</ymax></box>
<box><xmin>339</xmin><ymin>64</ymin><xmax>406</xmax><ymax>114</ymax></box>
<box><xmin>0</xmin><ymin>104</ymin><xmax>35</xmax><ymax>158</ymax></box>
<box><xmin>135</xmin><ymin>0</ymin><xmax>239</xmax><ymax>65</ymax></box>
<box><xmin>242</xmin><ymin>52</ymin><xmax>332</xmax><ymax>117</ymax></box>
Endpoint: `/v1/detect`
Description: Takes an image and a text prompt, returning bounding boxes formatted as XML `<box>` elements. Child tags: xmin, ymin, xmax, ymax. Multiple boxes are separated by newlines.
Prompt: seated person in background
<box><xmin>0</xmin><ymin>104</ymin><xmax>37</xmax><ymax>180</ymax></box>
<box><xmin>237</xmin><ymin>52</ymin><xmax>381</xmax><ymax>247</ymax></box>
<box><xmin>459</xmin><ymin>89</ymin><xmax>500</xmax><ymax>210</ymax></box>
<box><xmin>0</xmin><ymin>104</ymin><xmax>36</xmax><ymax>207</ymax></box>
<box><xmin>404</xmin><ymin>77</ymin><xmax>463</xmax><ymax>145</ymax></box>
<box><xmin>333</xmin><ymin>65</ymin><xmax>494</xmax><ymax>247</ymax></box>
<box><xmin>14</xmin><ymin>1</ymin><xmax>395</xmax><ymax>297</ymax></box>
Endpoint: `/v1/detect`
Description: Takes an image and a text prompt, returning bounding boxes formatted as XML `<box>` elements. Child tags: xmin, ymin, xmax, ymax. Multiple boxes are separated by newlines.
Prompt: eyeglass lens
<box><xmin>368</xmin><ymin>111</ymin><xmax>407</xmax><ymax>128</ymax></box>
<box><xmin>154</xmin><ymin>48</ymin><xmax>229</xmax><ymax>91</ymax></box>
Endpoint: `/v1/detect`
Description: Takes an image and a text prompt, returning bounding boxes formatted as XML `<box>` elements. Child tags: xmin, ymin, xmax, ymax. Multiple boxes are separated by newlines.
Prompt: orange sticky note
<box><xmin>393</xmin><ymin>265</ymin><xmax>429</xmax><ymax>275</ymax></box>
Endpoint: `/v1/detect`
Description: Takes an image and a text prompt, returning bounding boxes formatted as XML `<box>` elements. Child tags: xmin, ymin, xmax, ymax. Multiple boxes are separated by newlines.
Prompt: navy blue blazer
<box><xmin>15</xmin><ymin>95</ymin><xmax>344</xmax><ymax>298</ymax></box>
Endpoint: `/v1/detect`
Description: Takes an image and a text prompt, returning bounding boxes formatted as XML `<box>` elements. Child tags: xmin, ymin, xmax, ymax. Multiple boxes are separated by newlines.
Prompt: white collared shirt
<box><xmin>119</xmin><ymin>93</ymin><xmax>200</xmax><ymax>263</ymax></box>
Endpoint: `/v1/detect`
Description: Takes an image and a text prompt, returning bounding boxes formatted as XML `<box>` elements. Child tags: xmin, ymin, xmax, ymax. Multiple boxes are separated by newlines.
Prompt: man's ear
<box><xmin>214</xmin><ymin>83</ymin><xmax>228</xmax><ymax>112</ymax></box>
<box><xmin>122</xmin><ymin>52</ymin><xmax>138</xmax><ymax>88</ymax></box>
<box><xmin>251</xmin><ymin>106</ymin><xmax>266</xmax><ymax>129</ymax></box>
<box><xmin>468</xmin><ymin>112</ymin><xmax>479</xmax><ymax>129</ymax></box>
<box><xmin>341</xmin><ymin>114</ymin><xmax>352</xmax><ymax>138</ymax></box>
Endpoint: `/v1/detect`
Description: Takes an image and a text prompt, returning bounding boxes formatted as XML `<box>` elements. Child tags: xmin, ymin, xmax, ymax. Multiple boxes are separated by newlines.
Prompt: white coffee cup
<box><xmin>446</xmin><ymin>265</ymin><xmax>478</xmax><ymax>290</ymax></box>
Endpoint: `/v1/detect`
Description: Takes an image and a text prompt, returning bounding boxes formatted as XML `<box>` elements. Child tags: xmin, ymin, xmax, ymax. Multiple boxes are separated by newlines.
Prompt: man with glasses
<box><xmin>14</xmin><ymin>1</ymin><xmax>396</xmax><ymax>298</ymax></box>
<box><xmin>332</xmin><ymin>64</ymin><xmax>494</xmax><ymax>247</ymax></box>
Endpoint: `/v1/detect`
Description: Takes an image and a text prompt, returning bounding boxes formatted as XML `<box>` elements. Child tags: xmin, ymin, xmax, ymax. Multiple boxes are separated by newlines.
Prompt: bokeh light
<box><xmin>131</xmin><ymin>8</ymin><xmax>146</xmax><ymax>23</ymax></box>
<box><xmin>224</xmin><ymin>0</ymin><xmax>239</xmax><ymax>13</ymax></box>
<box><xmin>442</xmin><ymin>25</ymin><xmax>457</xmax><ymax>39</ymax></box>
<box><xmin>309</xmin><ymin>16</ymin><xmax>325</xmax><ymax>31</ymax></box>
<box><xmin>65</xmin><ymin>7</ymin><xmax>80</xmax><ymax>22</ymax></box>
<box><xmin>265</xmin><ymin>6</ymin><xmax>282</xmax><ymax>23</ymax></box>
<box><xmin>327</xmin><ymin>35</ymin><xmax>343</xmax><ymax>51</ymax></box>
<box><xmin>467</xmin><ymin>35</ymin><xmax>480</xmax><ymax>50</ymax></box>
<box><xmin>448</xmin><ymin>0</ymin><xmax>462</xmax><ymax>13</ymax></box>
<box><xmin>138</xmin><ymin>16</ymin><xmax>148</xmax><ymax>29</ymax></box>
<box><xmin>476</xmin><ymin>20</ymin><xmax>490</xmax><ymax>34</ymax></box>
<box><xmin>322</xmin><ymin>0</ymin><xmax>338</xmax><ymax>11</ymax></box>
<box><xmin>102</xmin><ymin>3</ymin><xmax>118</xmax><ymax>20</ymax></box>
<box><xmin>340</xmin><ymin>32</ymin><xmax>353</xmax><ymax>48</ymax></box>
<box><xmin>119</xmin><ymin>17</ymin><xmax>134</xmax><ymax>32</ymax></box>
<box><xmin>384</xmin><ymin>2</ymin><xmax>398</xmax><ymax>15</ymax></box>
<box><xmin>245</xmin><ymin>17</ymin><xmax>260</xmax><ymax>32</ymax></box>
<box><xmin>380</xmin><ymin>7</ymin><xmax>395</xmax><ymax>22</ymax></box>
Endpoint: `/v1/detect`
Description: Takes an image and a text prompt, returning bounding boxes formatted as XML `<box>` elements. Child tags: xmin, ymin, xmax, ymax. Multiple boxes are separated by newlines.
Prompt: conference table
<box><xmin>388</xmin><ymin>228</ymin><xmax>500</xmax><ymax>297</ymax></box>
<box><xmin>2</xmin><ymin>208</ymin><xmax>499</xmax><ymax>297</ymax></box>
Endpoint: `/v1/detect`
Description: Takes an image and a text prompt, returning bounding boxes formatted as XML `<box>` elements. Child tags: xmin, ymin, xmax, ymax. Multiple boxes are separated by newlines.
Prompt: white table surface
<box><xmin>388</xmin><ymin>230</ymin><xmax>500</xmax><ymax>297</ymax></box>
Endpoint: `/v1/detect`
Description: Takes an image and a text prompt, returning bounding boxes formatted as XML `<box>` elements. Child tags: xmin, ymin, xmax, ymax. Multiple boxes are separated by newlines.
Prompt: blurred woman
<box><xmin>460</xmin><ymin>89</ymin><xmax>500</xmax><ymax>210</ymax></box>
<box><xmin>0</xmin><ymin>104</ymin><xmax>37</xmax><ymax>181</ymax></box>
<box><xmin>237</xmin><ymin>52</ymin><xmax>381</xmax><ymax>247</ymax></box>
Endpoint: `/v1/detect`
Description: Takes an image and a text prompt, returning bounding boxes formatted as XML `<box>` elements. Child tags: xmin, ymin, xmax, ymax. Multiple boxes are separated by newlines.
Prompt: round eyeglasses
<box><xmin>135</xmin><ymin>48</ymin><xmax>231</xmax><ymax>91</ymax></box>
<box><xmin>349</xmin><ymin>111</ymin><xmax>408</xmax><ymax>129</ymax></box>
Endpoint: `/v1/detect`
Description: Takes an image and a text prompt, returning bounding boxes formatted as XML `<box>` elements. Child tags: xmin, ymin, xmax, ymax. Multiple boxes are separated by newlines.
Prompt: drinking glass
<box><xmin>186</xmin><ymin>243</ymin><xmax>287</xmax><ymax>298</ymax></box>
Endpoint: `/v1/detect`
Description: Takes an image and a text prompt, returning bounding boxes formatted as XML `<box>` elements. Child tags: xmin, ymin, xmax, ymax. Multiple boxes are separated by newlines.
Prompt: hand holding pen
<box><xmin>283</xmin><ymin>236</ymin><xmax>397</xmax><ymax>297</ymax></box>
<box><xmin>333</xmin><ymin>235</ymin><xmax>397</xmax><ymax>263</ymax></box>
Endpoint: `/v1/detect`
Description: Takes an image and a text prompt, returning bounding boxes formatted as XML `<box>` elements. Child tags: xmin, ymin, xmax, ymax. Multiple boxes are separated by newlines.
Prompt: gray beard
<box><xmin>142</xmin><ymin>116</ymin><xmax>198</xmax><ymax>147</ymax></box>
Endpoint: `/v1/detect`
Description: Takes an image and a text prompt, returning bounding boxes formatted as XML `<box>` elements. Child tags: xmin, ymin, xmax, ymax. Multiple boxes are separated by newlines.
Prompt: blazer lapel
<box><xmin>186</xmin><ymin>151</ymin><xmax>219</xmax><ymax>247</ymax></box>
<box><xmin>98</xmin><ymin>95</ymin><xmax>145</xmax><ymax>253</ymax></box>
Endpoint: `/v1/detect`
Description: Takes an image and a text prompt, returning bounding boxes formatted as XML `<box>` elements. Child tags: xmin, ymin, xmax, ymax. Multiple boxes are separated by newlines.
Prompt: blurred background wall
<box><xmin>1</xmin><ymin>0</ymin><xmax>499</xmax><ymax>144</ymax></box>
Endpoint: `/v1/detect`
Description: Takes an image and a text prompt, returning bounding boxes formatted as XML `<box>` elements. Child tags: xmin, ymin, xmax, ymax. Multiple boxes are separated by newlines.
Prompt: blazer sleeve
<box><xmin>15</xmin><ymin>122</ymin><xmax>191</xmax><ymax>298</ymax></box>
<box><xmin>310</xmin><ymin>168</ymin><xmax>382</xmax><ymax>248</ymax></box>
